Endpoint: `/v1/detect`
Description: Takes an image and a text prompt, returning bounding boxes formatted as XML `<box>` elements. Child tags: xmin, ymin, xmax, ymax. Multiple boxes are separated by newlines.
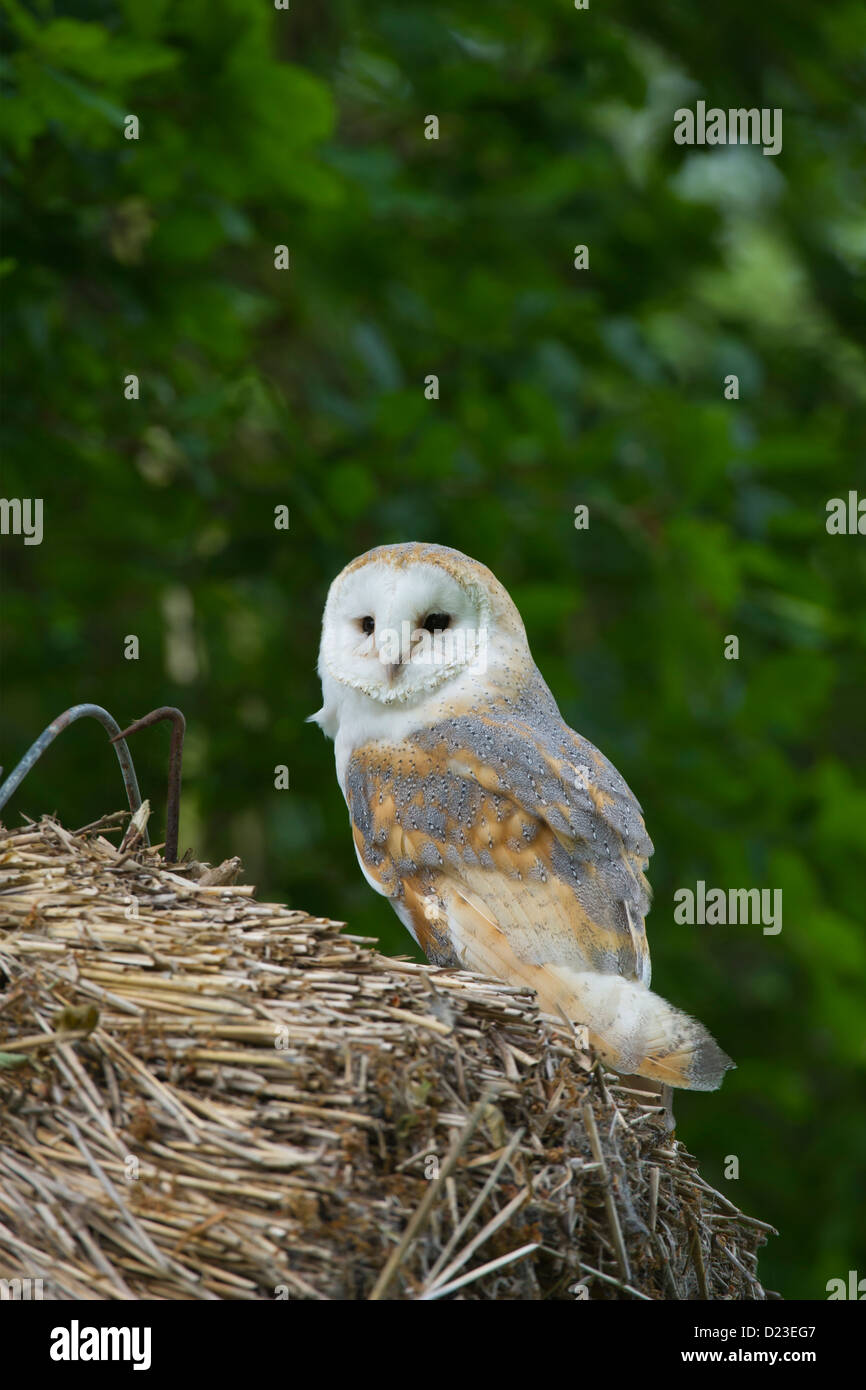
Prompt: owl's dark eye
<box><xmin>422</xmin><ymin>613</ymin><xmax>451</xmax><ymax>634</ymax></box>
<box><xmin>359</xmin><ymin>615</ymin><xmax>375</xmax><ymax>635</ymax></box>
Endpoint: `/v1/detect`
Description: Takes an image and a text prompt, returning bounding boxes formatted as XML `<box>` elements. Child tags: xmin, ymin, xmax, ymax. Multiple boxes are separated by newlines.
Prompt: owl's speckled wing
<box><xmin>344</xmin><ymin>673</ymin><xmax>654</xmax><ymax>989</ymax></box>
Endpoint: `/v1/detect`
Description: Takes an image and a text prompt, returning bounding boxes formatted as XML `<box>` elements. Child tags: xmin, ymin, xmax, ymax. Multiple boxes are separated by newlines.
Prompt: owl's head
<box><xmin>311</xmin><ymin>542</ymin><xmax>531</xmax><ymax>736</ymax></box>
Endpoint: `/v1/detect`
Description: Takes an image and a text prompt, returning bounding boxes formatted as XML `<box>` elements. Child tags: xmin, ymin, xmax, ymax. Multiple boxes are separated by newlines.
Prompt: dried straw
<box><xmin>0</xmin><ymin>814</ymin><xmax>775</xmax><ymax>1300</ymax></box>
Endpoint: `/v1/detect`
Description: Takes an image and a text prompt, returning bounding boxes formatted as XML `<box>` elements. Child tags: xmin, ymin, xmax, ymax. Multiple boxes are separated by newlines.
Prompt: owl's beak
<box><xmin>384</xmin><ymin>661</ymin><xmax>403</xmax><ymax>686</ymax></box>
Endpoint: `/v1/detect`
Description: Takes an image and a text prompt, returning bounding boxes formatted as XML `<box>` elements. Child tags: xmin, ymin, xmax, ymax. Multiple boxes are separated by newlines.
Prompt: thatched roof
<box><xmin>0</xmin><ymin>813</ymin><xmax>774</xmax><ymax>1300</ymax></box>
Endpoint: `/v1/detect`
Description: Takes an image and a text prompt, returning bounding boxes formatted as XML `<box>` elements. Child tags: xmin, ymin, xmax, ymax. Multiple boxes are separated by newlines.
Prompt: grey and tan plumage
<box><xmin>312</xmin><ymin>542</ymin><xmax>733</xmax><ymax>1091</ymax></box>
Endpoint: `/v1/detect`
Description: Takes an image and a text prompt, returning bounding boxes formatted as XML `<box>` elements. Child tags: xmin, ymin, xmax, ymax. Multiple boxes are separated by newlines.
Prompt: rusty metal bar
<box><xmin>109</xmin><ymin>707</ymin><xmax>185</xmax><ymax>863</ymax></box>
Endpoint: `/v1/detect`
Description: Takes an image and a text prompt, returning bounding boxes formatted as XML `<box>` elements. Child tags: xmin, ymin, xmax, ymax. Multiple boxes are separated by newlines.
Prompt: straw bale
<box><xmin>0</xmin><ymin>814</ymin><xmax>774</xmax><ymax>1300</ymax></box>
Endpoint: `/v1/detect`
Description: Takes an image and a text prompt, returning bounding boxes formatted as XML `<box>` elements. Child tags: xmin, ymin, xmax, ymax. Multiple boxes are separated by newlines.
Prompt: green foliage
<box><xmin>2</xmin><ymin>0</ymin><xmax>865</xmax><ymax>1299</ymax></box>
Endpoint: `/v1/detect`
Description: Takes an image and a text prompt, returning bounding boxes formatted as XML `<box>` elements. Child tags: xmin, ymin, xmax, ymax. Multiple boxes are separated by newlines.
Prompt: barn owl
<box><xmin>312</xmin><ymin>542</ymin><xmax>733</xmax><ymax>1091</ymax></box>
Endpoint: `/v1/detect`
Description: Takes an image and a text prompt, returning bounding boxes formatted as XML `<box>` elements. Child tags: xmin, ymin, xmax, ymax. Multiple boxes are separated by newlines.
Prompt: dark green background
<box><xmin>2</xmin><ymin>0</ymin><xmax>865</xmax><ymax>1299</ymax></box>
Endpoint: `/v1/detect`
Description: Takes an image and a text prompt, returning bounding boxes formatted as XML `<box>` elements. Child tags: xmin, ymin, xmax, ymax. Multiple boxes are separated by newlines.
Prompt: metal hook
<box><xmin>0</xmin><ymin>704</ymin><xmax>148</xmax><ymax>842</ymax></box>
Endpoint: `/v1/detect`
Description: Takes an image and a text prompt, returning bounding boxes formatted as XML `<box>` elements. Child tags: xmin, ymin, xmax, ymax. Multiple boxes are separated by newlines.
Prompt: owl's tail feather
<box><xmin>537</xmin><ymin>967</ymin><xmax>734</xmax><ymax>1092</ymax></box>
<box><xmin>438</xmin><ymin>884</ymin><xmax>733</xmax><ymax>1091</ymax></box>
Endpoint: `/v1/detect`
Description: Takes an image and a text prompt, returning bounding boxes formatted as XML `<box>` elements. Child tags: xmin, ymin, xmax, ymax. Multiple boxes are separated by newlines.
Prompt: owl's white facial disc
<box><xmin>319</xmin><ymin>559</ymin><xmax>492</xmax><ymax>707</ymax></box>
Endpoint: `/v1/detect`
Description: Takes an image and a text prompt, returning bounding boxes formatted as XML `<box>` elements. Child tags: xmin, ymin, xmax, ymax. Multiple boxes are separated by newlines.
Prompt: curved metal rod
<box><xmin>0</xmin><ymin>703</ymin><xmax>147</xmax><ymax>842</ymax></box>
<box><xmin>110</xmin><ymin>707</ymin><xmax>184</xmax><ymax>863</ymax></box>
